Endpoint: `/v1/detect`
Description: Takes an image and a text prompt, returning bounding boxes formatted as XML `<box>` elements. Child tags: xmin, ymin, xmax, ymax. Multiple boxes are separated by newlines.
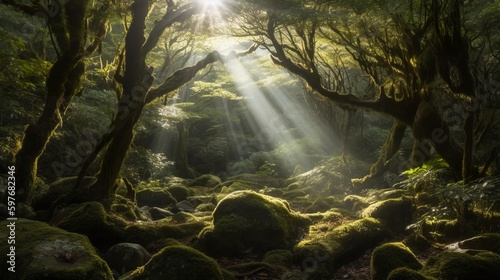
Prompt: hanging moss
<box><xmin>370</xmin><ymin>242</ymin><xmax>423</xmax><ymax>280</ymax></box>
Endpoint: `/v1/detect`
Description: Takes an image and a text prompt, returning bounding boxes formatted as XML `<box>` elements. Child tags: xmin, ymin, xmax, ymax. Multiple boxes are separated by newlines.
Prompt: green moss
<box><xmin>0</xmin><ymin>219</ymin><xmax>113</xmax><ymax>280</ymax></box>
<box><xmin>50</xmin><ymin>202</ymin><xmax>126</xmax><ymax>247</ymax></box>
<box><xmin>292</xmin><ymin>218</ymin><xmax>387</xmax><ymax>279</ymax></box>
<box><xmin>422</xmin><ymin>219</ymin><xmax>462</xmax><ymax>240</ymax></box>
<box><xmin>370</xmin><ymin>242</ymin><xmax>423</xmax><ymax>280</ymax></box>
<box><xmin>136</xmin><ymin>189</ymin><xmax>177</xmax><ymax>207</ymax></box>
<box><xmin>122</xmin><ymin>245</ymin><xmax>227</xmax><ymax>280</ymax></box>
<box><xmin>124</xmin><ymin>220</ymin><xmax>205</xmax><ymax>245</ymax></box>
<box><xmin>220</xmin><ymin>181</ymin><xmax>256</xmax><ymax>194</ymax></box>
<box><xmin>110</xmin><ymin>195</ymin><xmax>143</xmax><ymax>221</ymax></box>
<box><xmin>35</xmin><ymin>176</ymin><xmax>95</xmax><ymax>210</ymax></box>
<box><xmin>458</xmin><ymin>233</ymin><xmax>500</xmax><ymax>255</ymax></box>
<box><xmin>167</xmin><ymin>186</ymin><xmax>191</xmax><ymax>202</ymax></box>
<box><xmin>388</xmin><ymin>267</ymin><xmax>437</xmax><ymax>280</ymax></box>
<box><xmin>343</xmin><ymin>195</ymin><xmax>368</xmax><ymax>211</ymax></box>
<box><xmin>190</xmin><ymin>174</ymin><xmax>222</xmax><ymax>188</ymax></box>
<box><xmin>263</xmin><ymin>249</ymin><xmax>293</xmax><ymax>267</ymax></box>
<box><xmin>362</xmin><ymin>197</ymin><xmax>413</xmax><ymax>225</ymax></box>
<box><xmin>198</xmin><ymin>190</ymin><xmax>310</xmax><ymax>256</ymax></box>
<box><xmin>172</xmin><ymin>211</ymin><xmax>197</xmax><ymax>223</ymax></box>
<box><xmin>420</xmin><ymin>251</ymin><xmax>500</xmax><ymax>280</ymax></box>
<box><xmin>305</xmin><ymin>196</ymin><xmax>339</xmax><ymax>213</ymax></box>
<box><xmin>196</xmin><ymin>202</ymin><xmax>216</xmax><ymax>212</ymax></box>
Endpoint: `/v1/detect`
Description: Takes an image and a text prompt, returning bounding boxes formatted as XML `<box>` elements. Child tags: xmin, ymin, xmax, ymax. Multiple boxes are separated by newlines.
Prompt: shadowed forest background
<box><xmin>1</xmin><ymin>0</ymin><xmax>500</xmax><ymax>279</ymax></box>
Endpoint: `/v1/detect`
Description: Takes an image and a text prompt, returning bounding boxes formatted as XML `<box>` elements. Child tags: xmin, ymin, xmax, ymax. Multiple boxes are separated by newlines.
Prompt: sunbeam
<box><xmin>217</xmin><ymin>46</ymin><xmax>339</xmax><ymax>175</ymax></box>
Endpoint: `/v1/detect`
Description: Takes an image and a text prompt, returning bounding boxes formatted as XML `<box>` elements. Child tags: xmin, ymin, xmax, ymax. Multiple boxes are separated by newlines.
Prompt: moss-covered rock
<box><xmin>305</xmin><ymin>196</ymin><xmax>340</xmax><ymax>213</ymax></box>
<box><xmin>35</xmin><ymin>176</ymin><xmax>95</xmax><ymax>210</ymax></box>
<box><xmin>362</xmin><ymin>197</ymin><xmax>413</xmax><ymax>226</ymax></box>
<box><xmin>123</xmin><ymin>219</ymin><xmax>205</xmax><ymax>245</ymax></box>
<box><xmin>263</xmin><ymin>249</ymin><xmax>293</xmax><ymax>267</ymax></box>
<box><xmin>343</xmin><ymin>195</ymin><xmax>369</xmax><ymax>211</ymax></box>
<box><xmin>292</xmin><ymin>218</ymin><xmax>387</xmax><ymax>279</ymax></box>
<box><xmin>50</xmin><ymin>202</ymin><xmax>126</xmax><ymax>247</ymax></box>
<box><xmin>225</xmin><ymin>174</ymin><xmax>284</xmax><ymax>188</ymax></box>
<box><xmin>190</xmin><ymin>174</ymin><xmax>222</xmax><ymax>188</ymax></box>
<box><xmin>198</xmin><ymin>190</ymin><xmax>310</xmax><ymax>256</ymax></box>
<box><xmin>0</xmin><ymin>219</ymin><xmax>113</xmax><ymax>280</ymax></box>
<box><xmin>122</xmin><ymin>245</ymin><xmax>230</xmax><ymax>280</ymax></box>
<box><xmin>370</xmin><ymin>242</ymin><xmax>423</xmax><ymax>280</ymax></box>
<box><xmin>388</xmin><ymin>267</ymin><xmax>437</xmax><ymax>280</ymax></box>
<box><xmin>420</xmin><ymin>252</ymin><xmax>500</xmax><ymax>280</ymax></box>
<box><xmin>111</xmin><ymin>195</ymin><xmax>145</xmax><ymax>221</ymax></box>
<box><xmin>458</xmin><ymin>233</ymin><xmax>500</xmax><ymax>255</ymax></box>
<box><xmin>195</xmin><ymin>202</ymin><xmax>216</xmax><ymax>212</ymax></box>
<box><xmin>167</xmin><ymin>185</ymin><xmax>191</xmax><ymax>202</ymax></box>
<box><xmin>420</xmin><ymin>251</ymin><xmax>500</xmax><ymax>280</ymax></box>
<box><xmin>104</xmin><ymin>243</ymin><xmax>151</xmax><ymax>277</ymax></box>
<box><xmin>219</xmin><ymin>181</ymin><xmax>262</xmax><ymax>194</ymax></box>
<box><xmin>136</xmin><ymin>189</ymin><xmax>177</xmax><ymax>207</ymax></box>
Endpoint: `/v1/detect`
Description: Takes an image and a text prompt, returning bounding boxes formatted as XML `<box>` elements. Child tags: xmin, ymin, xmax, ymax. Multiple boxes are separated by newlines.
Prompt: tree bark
<box><xmin>10</xmin><ymin>0</ymin><xmax>89</xmax><ymax>206</ymax></box>
<box><xmin>353</xmin><ymin>121</ymin><xmax>407</xmax><ymax>186</ymax></box>
<box><xmin>412</xmin><ymin>101</ymin><xmax>463</xmax><ymax>178</ymax></box>
<box><xmin>174</xmin><ymin>122</ymin><xmax>195</xmax><ymax>178</ymax></box>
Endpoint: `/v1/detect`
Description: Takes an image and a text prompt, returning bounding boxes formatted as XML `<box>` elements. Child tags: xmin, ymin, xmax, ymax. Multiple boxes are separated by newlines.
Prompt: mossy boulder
<box><xmin>388</xmin><ymin>267</ymin><xmax>437</xmax><ymax>280</ymax></box>
<box><xmin>50</xmin><ymin>202</ymin><xmax>126</xmax><ymax>247</ymax></box>
<box><xmin>123</xmin><ymin>219</ymin><xmax>205</xmax><ymax>245</ymax></box>
<box><xmin>0</xmin><ymin>219</ymin><xmax>113</xmax><ymax>280</ymax></box>
<box><xmin>420</xmin><ymin>251</ymin><xmax>500</xmax><ymax>280</ymax></box>
<box><xmin>458</xmin><ymin>233</ymin><xmax>500</xmax><ymax>255</ymax></box>
<box><xmin>122</xmin><ymin>245</ymin><xmax>231</xmax><ymax>280</ymax></box>
<box><xmin>343</xmin><ymin>195</ymin><xmax>369</xmax><ymax>211</ymax></box>
<box><xmin>370</xmin><ymin>242</ymin><xmax>423</xmax><ymax>280</ymax></box>
<box><xmin>263</xmin><ymin>249</ymin><xmax>293</xmax><ymax>267</ymax></box>
<box><xmin>198</xmin><ymin>190</ymin><xmax>310</xmax><ymax>256</ymax></box>
<box><xmin>219</xmin><ymin>181</ymin><xmax>262</xmax><ymax>194</ymax></box>
<box><xmin>136</xmin><ymin>189</ymin><xmax>177</xmax><ymax>207</ymax></box>
<box><xmin>167</xmin><ymin>185</ymin><xmax>191</xmax><ymax>202</ymax></box>
<box><xmin>362</xmin><ymin>197</ymin><xmax>413</xmax><ymax>226</ymax></box>
<box><xmin>35</xmin><ymin>176</ymin><xmax>95</xmax><ymax>210</ymax></box>
<box><xmin>292</xmin><ymin>218</ymin><xmax>387</xmax><ymax>279</ymax></box>
<box><xmin>190</xmin><ymin>174</ymin><xmax>222</xmax><ymax>188</ymax></box>
<box><xmin>104</xmin><ymin>243</ymin><xmax>151</xmax><ymax>277</ymax></box>
<box><xmin>225</xmin><ymin>174</ymin><xmax>284</xmax><ymax>188</ymax></box>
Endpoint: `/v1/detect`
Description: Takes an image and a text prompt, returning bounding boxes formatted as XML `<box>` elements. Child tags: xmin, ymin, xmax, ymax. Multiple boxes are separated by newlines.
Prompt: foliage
<box><xmin>402</xmin><ymin>158</ymin><xmax>450</xmax><ymax>178</ymax></box>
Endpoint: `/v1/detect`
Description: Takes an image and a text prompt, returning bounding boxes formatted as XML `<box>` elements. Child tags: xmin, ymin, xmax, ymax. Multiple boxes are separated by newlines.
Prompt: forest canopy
<box><xmin>1</xmin><ymin>0</ymin><xmax>500</xmax><ymax>279</ymax></box>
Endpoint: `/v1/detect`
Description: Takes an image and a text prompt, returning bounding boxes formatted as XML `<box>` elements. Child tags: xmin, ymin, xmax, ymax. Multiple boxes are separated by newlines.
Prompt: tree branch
<box><xmin>145</xmin><ymin>43</ymin><xmax>259</xmax><ymax>104</ymax></box>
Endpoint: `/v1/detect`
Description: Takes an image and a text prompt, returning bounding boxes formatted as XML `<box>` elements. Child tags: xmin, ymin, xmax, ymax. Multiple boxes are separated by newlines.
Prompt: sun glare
<box><xmin>201</xmin><ymin>0</ymin><xmax>223</xmax><ymax>9</ymax></box>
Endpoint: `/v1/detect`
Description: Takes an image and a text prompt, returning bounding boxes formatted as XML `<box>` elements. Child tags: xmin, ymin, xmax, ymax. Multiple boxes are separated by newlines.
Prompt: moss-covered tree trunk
<box><xmin>10</xmin><ymin>0</ymin><xmax>89</xmax><ymax>206</ymax></box>
<box><xmin>71</xmin><ymin>0</ymin><xmax>257</xmax><ymax>201</ymax></box>
<box><xmin>412</xmin><ymin>101</ymin><xmax>463</xmax><ymax>178</ymax></box>
<box><xmin>174</xmin><ymin>122</ymin><xmax>194</xmax><ymax>178</ymax></box>
<box><xmin>353</xmin><ymin>121</ymin><xmax>407</xmax><ymax>186</ymax></box>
